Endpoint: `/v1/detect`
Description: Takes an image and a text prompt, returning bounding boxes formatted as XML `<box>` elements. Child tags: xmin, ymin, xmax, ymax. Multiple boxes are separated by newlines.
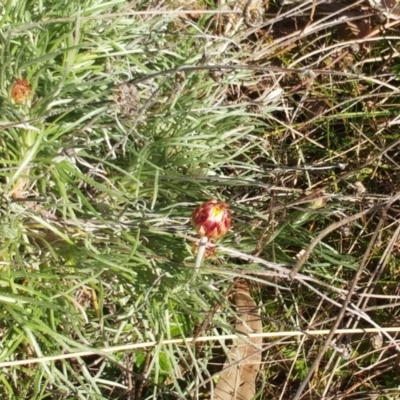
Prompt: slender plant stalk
<box><xmin>195</xmin><ymin>236</ymin><xmax>208</xmax><ymax>272</ymax></box>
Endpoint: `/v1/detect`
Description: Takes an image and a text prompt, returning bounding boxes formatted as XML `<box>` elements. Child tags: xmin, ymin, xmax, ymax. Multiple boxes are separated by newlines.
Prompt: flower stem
<box><xmin>195</xmin><ymin>236</ymin><xmax>208</xmax><ymax>272</ymax></box>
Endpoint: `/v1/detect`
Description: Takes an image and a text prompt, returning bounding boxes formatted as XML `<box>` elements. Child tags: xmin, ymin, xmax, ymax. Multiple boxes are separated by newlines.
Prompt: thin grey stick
<box><xmin>128</xmin><ymin>64</ymin><xmax>363</xmax><ymax>87</ymax></box>
<box><xmin>290</xmin><ymin>201</ymin><xmax>388</xmax><ymax>279</ymax></box>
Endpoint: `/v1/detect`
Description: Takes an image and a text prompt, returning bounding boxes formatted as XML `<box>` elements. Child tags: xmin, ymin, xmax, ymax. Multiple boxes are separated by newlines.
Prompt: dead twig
<box><xmin>289</xmin><ymin>199</ymin><xmax>393</xmax><ymax>279</ymax></box>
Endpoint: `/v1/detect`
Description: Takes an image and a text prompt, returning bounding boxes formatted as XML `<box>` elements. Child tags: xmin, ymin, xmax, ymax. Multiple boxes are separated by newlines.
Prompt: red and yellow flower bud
<box><xmin>191</xmin><ymin>199</ymin><xmax>231</xmax><ymax>240</ymax></box>
<box><xmin>11</xmin><ymin>79</ymin><xmax>31</xmax><ymax>104</ymax></box>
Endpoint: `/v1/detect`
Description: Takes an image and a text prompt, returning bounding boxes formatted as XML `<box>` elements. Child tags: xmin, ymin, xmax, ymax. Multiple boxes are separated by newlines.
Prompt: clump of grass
<box><xmin>1</xmin><ymin>0</ymin><xmax>400</xmax><ymax>399</ymax></box>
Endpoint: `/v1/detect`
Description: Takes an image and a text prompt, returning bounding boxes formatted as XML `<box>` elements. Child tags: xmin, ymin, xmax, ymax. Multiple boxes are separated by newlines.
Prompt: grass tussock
<box><xmin>0</xmin><ymin>0</ymin><xmax>400</xmax><ymax>399</ymax></box>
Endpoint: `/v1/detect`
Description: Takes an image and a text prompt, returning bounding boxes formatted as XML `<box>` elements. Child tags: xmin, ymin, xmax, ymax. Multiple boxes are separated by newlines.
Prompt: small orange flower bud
<box><xmin>191</xmin><ymin>199</ymin><xmax>231</xmax><ymax>239</ymax></box>
<box><xmin>11</xmin><ymin>79</ymin><xmax>31</xmax><ymax>104</ymax></box>
<box><xmin>191</xmin><ymin>240</ymin><xmax>217</xmax><ymax>259</ymax></box>
<box><xmin>306</xmin><ymin>189</ymin><xmax>328</xmax><ymax>209</ymax></box>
